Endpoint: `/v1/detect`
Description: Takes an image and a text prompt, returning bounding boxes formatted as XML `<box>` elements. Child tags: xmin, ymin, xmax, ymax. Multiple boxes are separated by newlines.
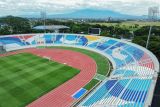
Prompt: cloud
<box><xmin>0</xmin><ymin>0</ymin><xmax>159</xmax><ymax>16</ymax></box>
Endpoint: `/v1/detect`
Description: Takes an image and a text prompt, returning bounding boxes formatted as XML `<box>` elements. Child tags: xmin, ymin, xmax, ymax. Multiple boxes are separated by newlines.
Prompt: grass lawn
<box><xmin>90</xmin><ymin>21</ymin><xmax>160</xmax><ymax>27</ymax></box>
<box><xmin>84</xmin><ymin>79</ymin><xmax>99</xmax><ymax>90</ymax></box>
<box><xmin>0</xmin><ymin>53</ymin><xmax>80</xmax><ymax>107</ymax></box>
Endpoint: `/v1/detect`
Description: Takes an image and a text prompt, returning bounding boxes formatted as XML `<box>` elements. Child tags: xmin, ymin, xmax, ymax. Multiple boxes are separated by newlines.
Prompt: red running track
<box><xmin>0</xmin><ymin>48</ymin><xmax>97</xmax><ymax>107</ymax></box>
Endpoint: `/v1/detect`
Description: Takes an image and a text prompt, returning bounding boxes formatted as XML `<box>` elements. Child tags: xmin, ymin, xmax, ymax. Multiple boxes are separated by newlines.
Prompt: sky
<box><xmin>0</xmin><ymin>0</ymin><xmax>159</xmax><ymax>16</ymax></box>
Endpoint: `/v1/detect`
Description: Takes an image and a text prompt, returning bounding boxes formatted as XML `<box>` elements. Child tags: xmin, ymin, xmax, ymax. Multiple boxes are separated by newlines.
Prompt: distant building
<box><xmin>106</xmin><ymin>17</ymin><xmax>113</xmax><ymax>22</ymax></box>
<box><xmin>0</xmin><ymin>23</ymin><xmax>8</xmax><ymax>28</ymax></box>
<box><xmin>148</xmin><ymin>7</ymin><xmax>159</xmax><ymax>21</ymax></box>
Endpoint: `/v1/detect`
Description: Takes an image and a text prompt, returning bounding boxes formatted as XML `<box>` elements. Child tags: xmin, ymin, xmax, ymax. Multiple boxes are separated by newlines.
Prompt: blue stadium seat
<box><xmin>76</xmin><ymin>36</ymin><xmax>88</xmax><ymax>46</ymax></box>
<box><xmin>81</xmin><ymin>78</ymin><xmax>152</xmax><ymax>107</ymax></box>
<box><xmin>55</xmin><ymin>35</ymin><xmax>64</xmax><ymax>44</ymax></box>
<box><xmin>0</xmin><ymin>37</ymin><xmax>25</xmax><ymax>46</ymax></box>
<box><xmin>43</xmin><ymin>34</ymin><xmax>55</xmax><ymax>44</ymax></box>
<box><xmin>125</xmin><ymin>45</ymin><xmax>144</xmax><ymax>61</ymax></box>
<box><xmin>96</xmin><ymin>39</ymin><xmax>117</xmax><ymax>50</ymax></box>
<box><xmin>64</xmin><ymin>35</ymin><xmax>78</xmax><ymax>45</ymax></box>
<box><xmin>82</xmin><ymin>80</ymin><xmax>117</xmax><ymax>106</ymax></box>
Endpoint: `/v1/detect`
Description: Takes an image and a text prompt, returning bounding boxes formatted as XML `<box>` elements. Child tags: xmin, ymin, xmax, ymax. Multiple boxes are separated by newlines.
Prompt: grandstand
<box><xmin>0</xmin><ymin>33</ymin><xmax>159</xmax><ymax>107</ymax></box>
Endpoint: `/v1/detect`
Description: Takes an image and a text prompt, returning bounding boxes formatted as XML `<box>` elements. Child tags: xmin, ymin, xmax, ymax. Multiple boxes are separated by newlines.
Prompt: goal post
<box><xmin>43</xmin><ymin>56</ymin><xmax>51</xmax><ymax>62</ymax></box>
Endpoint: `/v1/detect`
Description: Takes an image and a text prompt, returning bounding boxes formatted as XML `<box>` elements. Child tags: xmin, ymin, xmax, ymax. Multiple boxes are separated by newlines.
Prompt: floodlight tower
<box><xmin>146</xmin><ymin>6</ymin><xmax>159</xmax><ymax>49</ymax></box>
<box><xmin>41</xmin><ymin>11</ymin><xmax>47</xmax><ymax>33</ymax></box>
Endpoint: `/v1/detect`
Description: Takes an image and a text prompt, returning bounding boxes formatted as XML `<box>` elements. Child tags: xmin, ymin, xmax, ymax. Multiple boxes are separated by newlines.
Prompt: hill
<box><xmin>21</xmin><ymin>9</ymin><xmax>146</xmax><ymax>19</ymax></box>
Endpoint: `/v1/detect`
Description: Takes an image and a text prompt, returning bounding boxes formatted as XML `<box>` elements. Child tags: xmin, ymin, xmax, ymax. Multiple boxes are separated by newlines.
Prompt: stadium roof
<box><xmin>32</xmin><ymin>25</ymin><xmax>69</xmax><ymax>30</ymax></box>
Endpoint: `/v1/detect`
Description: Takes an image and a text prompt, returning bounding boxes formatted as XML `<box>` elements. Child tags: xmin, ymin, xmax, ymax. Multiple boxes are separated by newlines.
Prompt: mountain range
<box><xmin>21</xmin><ymin>9</ymin><xmax>147</xmax><ymax>19</ymax></box>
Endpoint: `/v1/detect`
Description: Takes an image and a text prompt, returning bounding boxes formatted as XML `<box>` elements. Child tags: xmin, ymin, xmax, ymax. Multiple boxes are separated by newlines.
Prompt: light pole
<box><xmin>146</xmin><ymin>26</ymin><xmax>152</xmax><ymax>49</ymax></box>
<box><xmin>41</xmin><ymin>11</ymin><xmax>46</xmax><ymax>33</ymax></box>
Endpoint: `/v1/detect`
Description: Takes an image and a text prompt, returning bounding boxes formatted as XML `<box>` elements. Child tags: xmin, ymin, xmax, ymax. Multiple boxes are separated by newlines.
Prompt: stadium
<box><xmin>0</xmin><ymin>33</ymin><xmax>159</xmax><ymax>107</ymax></box>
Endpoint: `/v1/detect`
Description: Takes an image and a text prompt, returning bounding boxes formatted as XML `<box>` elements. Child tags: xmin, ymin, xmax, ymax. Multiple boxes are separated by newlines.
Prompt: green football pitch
<box><xmin>0</xmin><ymin>53</ymin><xmax>80</xmax><ymax>107</ymax></box>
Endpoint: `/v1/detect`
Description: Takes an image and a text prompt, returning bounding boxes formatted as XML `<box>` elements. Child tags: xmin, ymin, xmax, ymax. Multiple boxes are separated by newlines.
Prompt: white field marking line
<box><xmin>94</xmin><ymin>74</ymin><xmax>106</xmax><ymax>80</ymax></box>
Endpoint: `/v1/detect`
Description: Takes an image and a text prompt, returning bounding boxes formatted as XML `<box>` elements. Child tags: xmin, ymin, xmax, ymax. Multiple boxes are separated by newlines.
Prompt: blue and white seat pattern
<box><xmin>80</xmin><ymin>77</ymin><xmax>152</xmax><ymax>107</ymax></box>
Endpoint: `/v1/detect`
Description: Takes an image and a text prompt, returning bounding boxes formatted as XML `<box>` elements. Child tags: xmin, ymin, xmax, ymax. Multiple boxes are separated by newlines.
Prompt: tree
<box><xmin>0</xmin><ymin>16</ymin><xmax>31</xmax><ymax>34</ymax></box>
<box><xmin>0</xmin><ymin>26</ymin><xmax>11</xmax><ymax>35</ymax></box>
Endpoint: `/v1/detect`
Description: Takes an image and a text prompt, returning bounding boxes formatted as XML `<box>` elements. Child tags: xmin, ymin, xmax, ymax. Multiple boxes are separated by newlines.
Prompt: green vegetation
<box><xmin>0</xmin><ymin>16</ymin><xmax>31</xmax><ymax>35</ymax></box>
<box><xmin>0</xmin><ymin>53</ymin><xmax>79</xmax><ymax>107</ymax></box>
<box><xmin>47</xmin><ymin>46</ymin><xmax>110</xmax><ymax>76</ymax></box>
<box><xmin>90</xmin><ymin>21</ymin><xmax>160</xmax><ymax>27</ymax></box>
<box><xmin>84</xmin><ymin>79</ymin><xmax>99</xmax><ymax>90</ymax></box>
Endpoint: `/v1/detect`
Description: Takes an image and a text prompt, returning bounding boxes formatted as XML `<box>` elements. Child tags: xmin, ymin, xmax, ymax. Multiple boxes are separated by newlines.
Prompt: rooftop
<box><xmin>32</xmin><ymin>25</ymin><xmax>69</xmax><ymax>30</ymax></box>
